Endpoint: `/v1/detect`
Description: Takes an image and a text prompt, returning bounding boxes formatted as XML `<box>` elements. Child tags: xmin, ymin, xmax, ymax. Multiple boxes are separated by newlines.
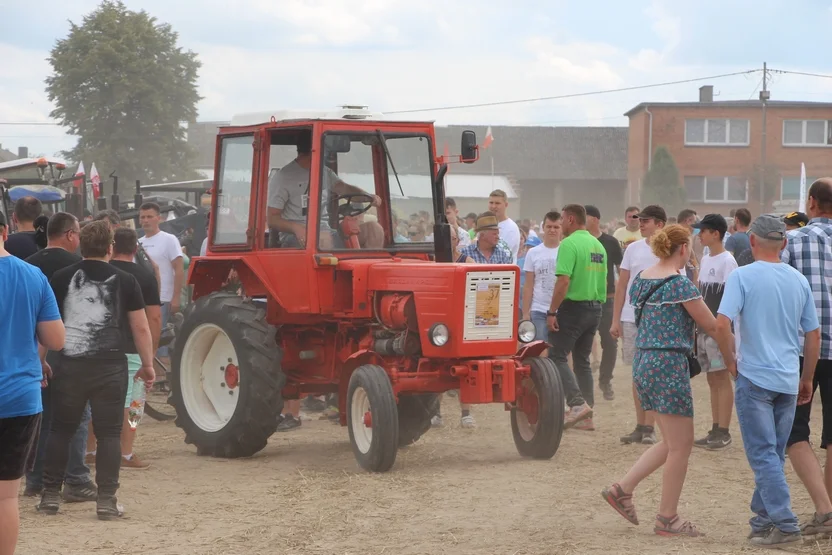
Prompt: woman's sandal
<box><xmin>601</xmin><ymin>483</ymin><xmax>639</xmax><ymax>525</ymax></box>
<box><xmin>654</xmin><ymin>514</ymin><xmax>704</xmax><ymax>537</ymax></box>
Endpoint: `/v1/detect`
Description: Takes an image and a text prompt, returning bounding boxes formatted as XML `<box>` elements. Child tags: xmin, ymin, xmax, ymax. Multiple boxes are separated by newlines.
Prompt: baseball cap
<box><xmin>637</xmin><ymin>205</ymin><xmax>667</xmax><ymax>222</ymax></box>
<box><xmin>475</xmin><ymin>212</ymin><xmax>499</xmax><ymax>232</ymax></box>
<box><xmin>0</xmin><ymin>211</ymin><xmax>5</xmax><ymax>228</ymax></box>
<box><xmin>750</xmin><ymin>214</ymin><xmax>786</xmax><ymax>241</ymax></box>
<box><xmin>783</xmin><ymin>211</ymin><xmax>809</xmax><ymax>228</ymax></box>
<box><xmin>692</xmin><ymin>213</ymin><xmax>728</xmax><ymax>235</ymax></box>
<box><xmin>525</xmin><ymin>236</ymin><xmax>542</xmax><ymax>247</ymax></box>
<box><xmin>584</xmin><ymin>205</ymin><xmax>601</xmax><ymax>219</ymax></box>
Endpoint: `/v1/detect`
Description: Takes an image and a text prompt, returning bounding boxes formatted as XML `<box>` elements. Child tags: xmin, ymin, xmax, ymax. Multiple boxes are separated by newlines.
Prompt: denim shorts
<box><xmin>125</xmin><ymin>354</ymin><xmax>142</xmax><ymax>409</ymax></box>
<box><xmin>530</xmin><ymin>311</ymin><xmax>549</xmax><ymax>342</ymax></box>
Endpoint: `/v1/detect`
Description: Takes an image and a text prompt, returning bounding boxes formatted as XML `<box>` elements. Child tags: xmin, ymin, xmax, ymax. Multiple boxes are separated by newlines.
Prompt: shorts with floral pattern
<box><xmin>633</xmin><ymin>349</ymin><xmax>693</xmax><ymax>418</ymax></box>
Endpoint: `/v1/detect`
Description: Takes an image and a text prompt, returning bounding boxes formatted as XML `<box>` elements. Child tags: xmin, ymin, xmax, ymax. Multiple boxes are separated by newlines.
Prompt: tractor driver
<box><xmin>267</xmin><ymin>133</ymin><xmax>380</xmax><ymax>249</ymax></box>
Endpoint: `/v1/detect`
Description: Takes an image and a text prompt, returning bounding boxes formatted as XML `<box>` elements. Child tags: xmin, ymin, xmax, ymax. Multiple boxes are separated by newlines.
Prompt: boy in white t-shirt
<box><xmin>692</xmin><ymin>214</ymin><xmax>738</xmax><ymax>450</ymax></box>
<box><xmin>521</xmin><ymin>211</ymin><xmax>562</xmax><ymax>341</ymax></box>
<box><xmin>488</xmin><ymin>189</ymin><xmax>521</xmax><ymax>263</ymax></box>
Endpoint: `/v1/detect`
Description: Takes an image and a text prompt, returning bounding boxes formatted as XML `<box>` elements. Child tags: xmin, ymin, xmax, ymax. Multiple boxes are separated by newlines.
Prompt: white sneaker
<box><xmin>461</xmin><ymin>414</ymin><xmax>476</xmax><ymax>429</ymax></box>
<box><xmin>431</xmin><ymin>415</ymin><xmax>444</xmax><ymax>428</ymax></box>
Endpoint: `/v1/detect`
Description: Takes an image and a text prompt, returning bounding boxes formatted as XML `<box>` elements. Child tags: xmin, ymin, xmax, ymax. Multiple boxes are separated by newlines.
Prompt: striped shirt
<box><xmin>460</xmin><ymin>240</ymin><xmax>513</xmax><ymax>264</ymax></box>
<box><xmin>782</xmin><ymin>217</ymin><xmax>832</xmax><ymax>359</ymax></box>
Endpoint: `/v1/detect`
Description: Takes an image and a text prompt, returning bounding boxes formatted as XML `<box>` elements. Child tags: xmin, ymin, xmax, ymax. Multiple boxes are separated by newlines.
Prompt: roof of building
<box><xmin>625</xmin><ymin>100</ymin><xmax>832</xmax><ymax>117</ymax></box>
<box><xmin>0</xmin><ymin>147</ymin><xmax>17</xmax><ymax>163</ymax></box>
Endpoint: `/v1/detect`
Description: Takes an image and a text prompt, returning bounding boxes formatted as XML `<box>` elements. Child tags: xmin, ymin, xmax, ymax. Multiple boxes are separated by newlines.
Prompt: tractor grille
<box><xmin>462</xmin><ymin>271</ymin><xmax>516</xmax><ymax>341</ymax></box>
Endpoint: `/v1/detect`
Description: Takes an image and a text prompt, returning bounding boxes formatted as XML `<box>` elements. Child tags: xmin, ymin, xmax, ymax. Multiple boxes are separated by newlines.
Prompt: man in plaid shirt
<box><xmin>782</xmin><ymin>177</ymin><xmax>832</xmax><ymax>536</ymax></box>
<box><xmin>460</xmin><ymin>212</ymin><xmax>513</xmax><ymax>264</ymax></box>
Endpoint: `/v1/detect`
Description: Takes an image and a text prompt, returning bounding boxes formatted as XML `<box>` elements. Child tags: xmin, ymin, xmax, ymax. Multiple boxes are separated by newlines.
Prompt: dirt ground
<box><xmin>16</xmin><ymin>365</ymin><xmax>832</xmax><ymax>555</ymax></box>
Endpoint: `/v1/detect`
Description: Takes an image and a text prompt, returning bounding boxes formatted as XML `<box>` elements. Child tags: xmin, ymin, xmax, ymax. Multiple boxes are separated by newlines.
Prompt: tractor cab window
<box><xmin>265</xmin><ymin>128</ymin><xmax>316</xmax><ymax>249</ymax></box>
<box><xmin>318</xmin><ymin>133</ymin><xmax>434</xmax><ymax>250</ymax></box>
<box><xmin>214</xmin><ymin>135</ymin><xmax>253</xmax><ymax>246</ymax></box>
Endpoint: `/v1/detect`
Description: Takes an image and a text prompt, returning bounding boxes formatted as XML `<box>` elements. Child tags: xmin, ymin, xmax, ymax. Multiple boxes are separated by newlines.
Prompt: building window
<box><xmin>684</xmin><ymin>176</ymin><xmax>748</xmax><ymax>203</ymax></box>
<box><xmin>685</xmin><ymin>119</ymin><xmax>750</xmax><ymax>146</ymax></box>
<box><xmin>782</xmin><ymin>120</ymin><xmax>832</xmax><ymax>146</ymax></box>
<box><xmin>781</xmin><ymin>176</ymin><xmax>817</xmax><ymax>200</ymax></box>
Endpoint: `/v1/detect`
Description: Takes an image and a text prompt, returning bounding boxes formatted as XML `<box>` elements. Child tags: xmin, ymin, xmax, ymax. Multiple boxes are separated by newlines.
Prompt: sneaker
<box><xmin>96</xmin><ymin>496</ymin><xmax>125</xmax><ymax>520</ymax></box>
<box><xmin>694</xmin><ymin>429</ymin><xmax>715</xmax><ymax>449</ymax></box>
<box><xmin>460</xmin><ymin>414</ymin><xmax>476</xmax><ymax>429</ymax></box>
<box><xmin>748</xmin><ymin>525</ymin><xmax>773</xmax><ymax>540</ymax></box>
<box><xmin>573</xmin><ymin>417</ymin><xmax>595</xmax><ymax>431</ymax></box>
<box><xmin>121</xmin><ymin>454</ymin><xmax>151</xmax><ymax>470</ymax></box>
<box><xmin>446</xmin><ymin>390</ymin><xmax>458</xmax><ymax>398</ymax></box>
<box><xmin>37</xmin><ymin>490</ymin><xmax>61</xmax><ymax>514</ymax></box>
<box><xmin>620</xmin><ymin>426</ymin><xmax>643</xmax><ymax>444</ymax></box>
<box><xmin>706</xmin><ymin>431</ymin><xmax>732</xmax><ymax>450</ymax></box>
<box><xmin>321</xmin><ymin>406</ymin><xmax>339</xmax><ymax>420</ymax></box>
<box><xmin>431</xmin><ymin>415</ymin><xmax>444</xmax><ymax>428</ymax></box>
<box><xmin>600</xmin><ymin>383</ymin><xmax>615</xmax><ymax>401</ymax></box>
<box><xmin>277</xmin><ymin>413</ymin><xmax>285</xmax><ymax>426</ymax></box>
<box><xmin>302</xmin><ymin>395</ymin><xmax>326</xmax><ymax>412</ymax></box>
<box><xmin>564</xmin><ymin>404</ymin><xmax>592</xmax><ymax>429</ymax></box>
<box><xmin>748</xmin><ymin>527</ymin><xmax>801</xmax><ymax>547</ymax></box>
<box><xmin>63</xmin><ymin>481</ymin><xmax>97</xmax><ymax>503</ymax></box>
<box><xmin>641</xmin><ymin>428</ymin><xmax>657</xmax><ymax>445</ymax></box>
<box><xmin>85</xmin><ymin>452</ymin><xmax>96</xmax><ymax>465</ymax></box>
<box><xmin>23</xmin><ymin>484</ymin><xmax>42</xmax><ymax>497</ymax></box>
<box><xmin>277</xmin><ymin>414</ymin><xmax>301</xmax><ymax>432</ymax></box>
<box><xmin>801</xmin><ymin>512</ymin><xmax>832</xmax><ymax>537</ymax></box>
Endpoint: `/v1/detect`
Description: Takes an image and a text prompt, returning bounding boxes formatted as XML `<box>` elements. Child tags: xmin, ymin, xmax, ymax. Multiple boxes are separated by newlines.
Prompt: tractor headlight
<box><xmin>429</xmin><ymin>323</ymin><xmax>450</xmax><ymax>347</ymax></box>
<box><xmin>518</xmin><ymin>320</ymin><xmax>536</xmax><ymax>343</ymax></box>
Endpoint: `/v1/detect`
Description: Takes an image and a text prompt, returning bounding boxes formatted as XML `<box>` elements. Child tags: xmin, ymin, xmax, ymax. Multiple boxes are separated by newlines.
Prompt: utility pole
<box><xmin>759</xmin><ymin>61</ymin><xmax>770</xmax><ymax>213</ymax></box>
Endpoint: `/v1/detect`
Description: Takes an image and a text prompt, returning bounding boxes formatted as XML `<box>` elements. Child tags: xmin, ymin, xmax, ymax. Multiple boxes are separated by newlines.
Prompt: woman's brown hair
<box><xmin>649</xmin><ymin>224</ymin><xmax>691</xmax><ymax>259</ymax></box>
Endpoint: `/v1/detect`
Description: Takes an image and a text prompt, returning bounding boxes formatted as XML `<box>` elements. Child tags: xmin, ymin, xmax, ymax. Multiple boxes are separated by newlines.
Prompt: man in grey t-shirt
<box><xmin>267</xmin><ymin>134</ymin><xmax>380</xmax><ymax>248</ymax></box>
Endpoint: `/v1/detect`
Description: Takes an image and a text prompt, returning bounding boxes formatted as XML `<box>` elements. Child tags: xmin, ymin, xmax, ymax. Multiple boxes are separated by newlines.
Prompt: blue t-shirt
<box><xmin>0</xmin><ymin>255</ymin><xmax>61</xmax><ymax>418</ymax></box>
<box><xmin>717</xmin><ymin>261</ymin><xmax>819</xmax><ymax>395</ymax></box>
<box><xmin>725</xmin><ymin>231</ymin><xmax>750</xmax><ymax>257</ymax></box>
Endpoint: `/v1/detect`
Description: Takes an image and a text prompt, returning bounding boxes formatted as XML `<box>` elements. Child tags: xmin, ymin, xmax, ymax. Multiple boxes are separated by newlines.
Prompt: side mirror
<box><xmin>460</xmin><ymin>131</ymin><xmax>477</xmax><ymax>164</ymax></box>
<box><xmin>325</xmin><ymin>135</ymin><xmax>351</xmax><ymax>153</ymax></box>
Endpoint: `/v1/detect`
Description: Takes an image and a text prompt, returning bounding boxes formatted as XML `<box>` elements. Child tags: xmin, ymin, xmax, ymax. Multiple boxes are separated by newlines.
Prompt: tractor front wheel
<box><xmin>397</xmin><ymin>394</ymin><xmax>440</xmax><ymax>447</ymax></box>
<box><xmin>511</xmin><ymin>356</ymin><xmax>564</xmax><ymax>459</ymax></box>
<box><xmin>347</xmin><ymin>365</ymin><xmax>398</xmax><ymax>472</ymax></box>
<box><xmin>171</xmin><ymin>292</ymin><xmax>285</xmax><ymax>458</ymax></box>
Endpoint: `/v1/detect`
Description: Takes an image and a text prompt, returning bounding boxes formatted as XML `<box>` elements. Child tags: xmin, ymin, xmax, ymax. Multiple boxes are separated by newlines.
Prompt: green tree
<box><xmin>46</xmin><ymin>1</ymin><xmax>202</xmax><ymax>192</ymax></box>
<box><xmin>640</xmin><ymin>146</ymin><xmax>685</xmax><ymax>214</ymax></box>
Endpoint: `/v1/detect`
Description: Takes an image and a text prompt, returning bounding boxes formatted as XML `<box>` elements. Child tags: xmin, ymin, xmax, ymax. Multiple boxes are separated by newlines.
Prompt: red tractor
<box><xmin>170</xmin><ymin>107</ymin><xmax>565</xmax><ymax>471</ymax></box>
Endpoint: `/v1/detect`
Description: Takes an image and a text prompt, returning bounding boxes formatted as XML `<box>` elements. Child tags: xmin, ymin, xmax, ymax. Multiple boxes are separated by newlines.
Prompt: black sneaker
<box><xmin>23</xmin><ymin>484</ymin><xmax>42</xmax><ymax>497</ymax></box>
<box><xmin>277</xmin><ymin>414</ymin><xmax>301</xmax><ymax>432</ymax></box>
<box><xmin>63</xmin><ymin>481</ymin><xmax>98</xmax><ymax>503</ymax></box>
<box><xmin>96</xmin><ymin>496</ymin><xmax>125</xmax><ymax>520</ymax></box>
<box><xmin>37</xmin><ymin>490</ymin><xmax>61</xmax><ymax>515</ymax></box>
<box><xmin>706</xmin><ymin>431</ymin><xmax>732</xmax><ymax>450</ymax></box>
<box><xmin>749</xmin><ymin>527</ymin><xmax>801</xmax><ymax>547</ymax></box>
<box><xmin>302</xmin><ymin>395</ymin><xmax>326</xmax><ymax>412</ymax></box>
<box><xmin>620</xmin><ymin>426</ymin><xmax>643</xmax><ymax>444</ymax></box>
<box><xmin>600</xmin><ymin>383</ymin><xmax>615</xmax><ymax>401</ymax></box>
<box><xmin>694</xmin><ymin>429</ymin><xmax>715</xmax><ymax>449</ymax></box>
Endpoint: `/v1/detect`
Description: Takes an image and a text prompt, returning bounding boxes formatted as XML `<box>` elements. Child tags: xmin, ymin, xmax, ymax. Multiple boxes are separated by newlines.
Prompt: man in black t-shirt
<box><xmin>586</xmin><ymin>205</ymin><xmax>624</xmax><ymax>401</ymax></box>
<box><xmin>23</xmin><ymin>213</ymin><xmax>99</xmax><ymax>501</ymax></box>
<box><xmin>39</xmin><ymin>221</ymin><xmax>155</xmax><ymax>520</ymax></box>
<box><xmin>5</xmin><ymin>196</ymin><xmax>42</xmax><ymax>259</ymax></box>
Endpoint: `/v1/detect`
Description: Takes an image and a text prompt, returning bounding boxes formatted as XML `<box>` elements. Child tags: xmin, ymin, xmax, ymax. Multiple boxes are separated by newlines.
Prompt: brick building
<box><xmin>626</xmin><ymin>86</ymin><xmax>832</xmax><ymax>216</ymax></box>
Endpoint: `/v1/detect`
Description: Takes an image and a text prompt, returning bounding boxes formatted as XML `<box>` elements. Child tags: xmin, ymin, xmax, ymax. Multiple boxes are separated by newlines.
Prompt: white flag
<box><xmin>799</xmin><ymin>163</ymin><xmax>807</xmax><ymax>213</ymax></box>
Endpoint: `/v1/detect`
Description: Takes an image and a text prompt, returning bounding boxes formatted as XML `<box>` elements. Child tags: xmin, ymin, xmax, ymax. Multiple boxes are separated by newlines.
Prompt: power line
<box><xmin>770</xmin><ymin>69</ymin><xmax>832</xmax><ymax>80</ymax></box>
<box><xmin>0</xmin><ymin>122</ymin><xmax>62</xmax><ymax>126</ymax></box>
<box><xmin>387</xmin><ymin>70</ymin><xmax>761</xmax><ymax>114</ymax></box>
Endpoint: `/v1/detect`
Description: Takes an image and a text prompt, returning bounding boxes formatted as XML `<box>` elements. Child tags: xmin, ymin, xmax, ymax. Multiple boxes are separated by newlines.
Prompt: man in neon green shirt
<box><xmin>546</xmin><ymin>204</ymin><xmax>606</xmax><ymax>430</ymax></box>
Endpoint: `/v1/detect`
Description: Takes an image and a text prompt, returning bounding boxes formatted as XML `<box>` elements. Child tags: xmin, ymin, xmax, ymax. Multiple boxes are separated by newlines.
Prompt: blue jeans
<box><xmin>530</xmin><ymin>311</ymin><xmax>549</xmax><ymax>342</ymax></box>
<box><xmin>26</xmin><ymin>382</ymin><xmax>92</xmax><ymax>489</ymax></box>
<box><xmin>157</xmin><ymin>302</ymin><xmax>171</xmax><ymax>357</ymax></box>
<box><xmin>734</xmin><ymin>373</ymin><xmax>800</xmax><ymax>534</ymax></box>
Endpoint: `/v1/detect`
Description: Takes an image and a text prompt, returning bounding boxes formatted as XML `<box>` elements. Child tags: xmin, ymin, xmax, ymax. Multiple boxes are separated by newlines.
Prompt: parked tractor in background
<box><xmin>171</xmin><ymin>106</ymin><xmax>565</xmax><ymax>471</ymax></box>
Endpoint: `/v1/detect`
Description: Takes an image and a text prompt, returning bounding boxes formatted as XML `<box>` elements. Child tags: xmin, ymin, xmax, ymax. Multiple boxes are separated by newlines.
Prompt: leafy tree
<box><xmin>640</xmin><ymin>146</ymin><xmax>685</xmax><ymax>214</ymax></box>
<box><xmin>46</xmin><ymin>1</ymin><xmax>201</xmax><ymax>193</ymax></box>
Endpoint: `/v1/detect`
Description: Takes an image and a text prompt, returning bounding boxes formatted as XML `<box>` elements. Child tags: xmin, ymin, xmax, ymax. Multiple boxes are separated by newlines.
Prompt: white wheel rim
<box><xmin>180</xmin><ymin>323</ymin><xmax>241</xmax><ymax>433</ymax></box>
<box><xmin>351</xmin><ymin>386</ymin><xmax>372</xmax><ymax>454</ymax></box>
<box><xmin>516</xmin><ymin>377</ymin><xmax>538</xmax><ymax>442</ymax></box>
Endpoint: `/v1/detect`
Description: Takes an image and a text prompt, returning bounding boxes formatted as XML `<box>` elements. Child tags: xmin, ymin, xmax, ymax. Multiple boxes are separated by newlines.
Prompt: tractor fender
<box><xmin>515</xmin><ymin>341</ymin><xmax>549</xmax><ymax>360</ymax></box>
<box><xmin>190</xmin><ymin>256</ymin><xmax>272</xmax><ymax>301</ymax></box>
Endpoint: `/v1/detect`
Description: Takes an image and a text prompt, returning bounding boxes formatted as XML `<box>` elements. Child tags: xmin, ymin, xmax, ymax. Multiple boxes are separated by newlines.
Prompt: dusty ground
<box><xmin>16</xmin><ymin>366</ymin><xmax>832</xmax><ymax>555</ymax></box>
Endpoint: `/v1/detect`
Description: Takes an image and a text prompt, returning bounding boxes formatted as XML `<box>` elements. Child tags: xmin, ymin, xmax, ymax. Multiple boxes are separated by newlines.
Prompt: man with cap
<box><xmin>784</xmin><ymin>211</ymin><xmax>809</xmax><ymax>231</ymax></box>
<box><xmin>611</xmin><ymin>205</ymin><xmax>668</xmax><ymax>445</ymax></box>
<box><xmin>459</xmin><ymin>212</ymin><xmax>512</xmax><ymax>264</ymax></box>
<box><xmin>714</xmin><ymin>214</ymin><xmax>820</xmax><ymax>547</ymax></box>
<box><xmin>691</xmin><ymin>214</ymin><xmax>737</xmax><ymax>450</ymax></box>
<box><xmin>781</xmin><ymin>178</ymin><xmax>832</xmax><ymax>539</ymax></box>
<box><xmin>585</xmin><ymin>205</ymin><xmax>623</xmax><ymax>401</ymax></box>
<box><xmin>267</xmin><ymin>132</ymin><xmax>380</xmax><ymax>249</ymax></box>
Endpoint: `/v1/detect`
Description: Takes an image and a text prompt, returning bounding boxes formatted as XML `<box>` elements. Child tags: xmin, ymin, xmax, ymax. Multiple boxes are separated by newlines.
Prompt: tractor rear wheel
<box><xmin>347</xmin><ymin>365</ymin><xmax>398</xmax><ymax>472</ymax></box>
<box><xmin>511</xmin><ymin>356</ymin><xmax>564</xmax><ymax>459</ymax></box>
<box><xmin>171</xmin><ymin>292</ymin><xmax>285</xmax><ymax>458</ymax></box>
<box><xmin>397</xmin><ymin>394</ymin><xmax>440</xmax><ymax>447</ymax></box>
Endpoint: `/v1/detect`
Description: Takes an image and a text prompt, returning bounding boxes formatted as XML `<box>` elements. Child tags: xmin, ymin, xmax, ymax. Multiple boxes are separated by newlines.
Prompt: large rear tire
<box><xmin>397</xmin><ymin>394</ymin><xmax>440</xmax><ymax>447</ymax></box>
<box><xmin>511</xmin><ymin>356</ymin><xmax>564</xmax><ymax>459</ymax></box>
<box><xmin>347</xmin><ymin>365</ymin><xmax>398</xmax><ymax>472</ymax></box>
<box><xmin>171</xmin><ymin>292</ymin><xmax>285</xmax><ymax>458</ymax></box>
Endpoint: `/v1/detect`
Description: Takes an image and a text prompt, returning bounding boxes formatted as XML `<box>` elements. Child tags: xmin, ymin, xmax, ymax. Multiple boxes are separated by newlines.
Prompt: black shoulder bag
<box><xmin>634</xmin><ymin>274</ymin><xmax>702</xmax><ymax>379</ymax></box>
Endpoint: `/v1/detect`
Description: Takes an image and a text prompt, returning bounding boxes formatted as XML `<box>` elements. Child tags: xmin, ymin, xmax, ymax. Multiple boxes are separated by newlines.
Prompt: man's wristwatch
<box><xmin>547</xmin><ymin>310</ymin><xmax>557</xmax><ymax>317</ymax></box>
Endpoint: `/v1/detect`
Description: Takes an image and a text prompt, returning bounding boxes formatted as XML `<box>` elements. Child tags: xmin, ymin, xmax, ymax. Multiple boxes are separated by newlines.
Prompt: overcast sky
<box><xmin>2</xmin><ymin>0</ymin><xmax>832</xmax><ymax>159</ymax></box>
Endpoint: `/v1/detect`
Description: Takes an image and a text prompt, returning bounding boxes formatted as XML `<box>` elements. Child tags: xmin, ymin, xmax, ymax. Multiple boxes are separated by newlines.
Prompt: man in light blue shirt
<box><xmin>715</xmin><ymin>214</ymin><xmax>820</xmax><ymax>547</ymax></box>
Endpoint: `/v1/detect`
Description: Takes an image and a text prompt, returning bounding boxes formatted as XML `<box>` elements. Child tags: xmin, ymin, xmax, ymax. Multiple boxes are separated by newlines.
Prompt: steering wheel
<box><xmin>334</xmin><ymin>193</ymin><xmax>374</xmax><ymax>219</ymax></box>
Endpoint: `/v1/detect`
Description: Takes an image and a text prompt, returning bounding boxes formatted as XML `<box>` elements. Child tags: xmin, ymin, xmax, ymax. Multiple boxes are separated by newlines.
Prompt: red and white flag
<box><xmin>482</xmin><ymin>126</ymin><xmax>494</xmax><ymax>149</ymax></box>
<box><xmin>90</xmin><ymin>163</ymin><xmax>101</xmax><ymax>199</ymax></box>
<box><xmin>73</xmin><ymin>161</ymin><xmax>85</xmax><ymax>190</ymax></box>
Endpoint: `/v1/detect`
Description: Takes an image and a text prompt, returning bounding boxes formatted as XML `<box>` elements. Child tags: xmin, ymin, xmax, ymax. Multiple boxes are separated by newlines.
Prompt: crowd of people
<box><xmin>0</xmin><ymin>196</ymin><xmax>188</xmax><ymax>554</ymax></box>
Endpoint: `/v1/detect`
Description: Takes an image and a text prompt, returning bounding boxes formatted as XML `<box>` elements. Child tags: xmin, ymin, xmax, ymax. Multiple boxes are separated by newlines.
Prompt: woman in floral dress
<box><xmin>601</xmin><ymin>224</ymin><xmax>727</xmax><ymax>538</ymax></box>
